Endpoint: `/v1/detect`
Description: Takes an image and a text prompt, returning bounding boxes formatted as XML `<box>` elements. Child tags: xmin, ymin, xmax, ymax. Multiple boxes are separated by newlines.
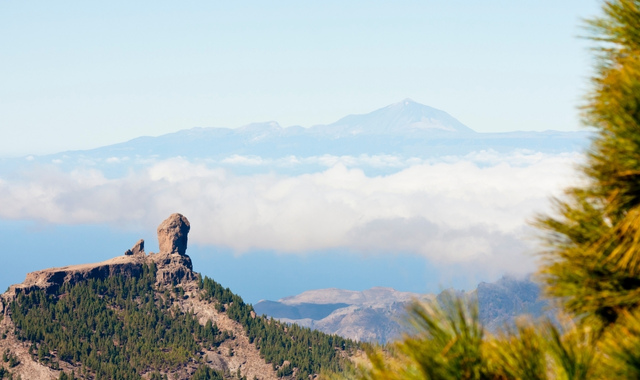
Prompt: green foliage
<box><xmin>400</xmin><ymin>296</ymin><xmax>486</xmax><ymax>379</ymax></box>
<box><xmin>0</xmin><ymin>366</ymin><xmax>21</xmax><ymax>380</ymax></box>
<box><xmin>2</xmin><ymin>350</ymin><xmax>19</xmax><ymax>369</ymax></box>
<box><xmin>10</xmin><ymin>264</ymin><xmax>228</xmax><ymax>380</ymax></box>
<box><xmin>58</xmin><ymin>371</ymin><xmax>76</xmax><ymax>380</ymax></box>
<box><xmin>344</xmin><ymin>297</ymin><xmax>493</xmax><ymax>380</ymax></box>
<box><xmin>276</xmin><ymin>363</ymin><xmax>293</xmax><ymax>377</ymax></box>
<box><xmin>342</xmin><ymin>299</ymin><xmax>606</xmax><ymax>380</ymax></box>
<box><xmin>200</xmin><ymin>276</ymin><xmax>359</xmax><ymax>379</ymax></box>
<box><xmin>536</xmin><ymin>0</ymin><xmax>640</xmax><ymax>327</ymax></box>
<box><xmin>148</xmin><ymin>372</ymin><xmax>168</xmax><ymax>380</ymax></box>
<box><xmin>191</xmin><ymin>364</ymin><xmax>224</xmax><ymax>380</ymax></box>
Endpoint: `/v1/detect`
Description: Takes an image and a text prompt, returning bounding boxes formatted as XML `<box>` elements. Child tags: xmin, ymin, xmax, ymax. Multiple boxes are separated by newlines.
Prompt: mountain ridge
<box><xmin>5</xmin><ymin>100</ymin><xmax>589</xmax><ymax>167</ymax></box>
<box><xmin>254</xmin><ymin>275</ymin><xmax>549</xmax><ymax>344</ymax></box>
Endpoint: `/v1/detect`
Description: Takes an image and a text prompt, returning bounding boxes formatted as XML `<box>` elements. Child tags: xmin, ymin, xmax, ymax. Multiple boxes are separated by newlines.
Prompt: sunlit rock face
<box><xmin>157</xmin><ymin>213</ymin><xmax>190</xmax><ymax>256</ymax></box>
<box><xmin>6</xmin><ymin>214</ymin><xmax>196</xmax><ymax>296</ymax></box>
<box><xmin>152</xmin><ymin>213</ymin><xmax>195</xmax><ymax>285</ymax></box>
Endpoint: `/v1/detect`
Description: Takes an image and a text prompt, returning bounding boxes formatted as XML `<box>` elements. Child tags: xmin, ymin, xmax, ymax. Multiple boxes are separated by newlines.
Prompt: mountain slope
<box><xmin>255</xmin><ymin>277</ymin><xmax>548</xmax><ymax>344</ymax></box>
<box><xmin>255</xmin><ymin>288</ymin><xmax>433</xmax><ymax>343</ymax></box>
<box><xmin>0</xmin><ymin>214</ymin><xmax>358</xmax><ymax>380</ymax></box>
<box><xmin>476</xmin><ymin>275</ymin><xmax>549</xmax><ymax>332</ymax></box>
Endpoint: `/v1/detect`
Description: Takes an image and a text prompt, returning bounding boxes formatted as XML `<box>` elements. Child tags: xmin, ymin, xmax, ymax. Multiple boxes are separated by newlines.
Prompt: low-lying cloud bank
<box><xmin>0</xmin><ymin>151</ymin><xmax>583</xmax><ymax>274</ymax></box>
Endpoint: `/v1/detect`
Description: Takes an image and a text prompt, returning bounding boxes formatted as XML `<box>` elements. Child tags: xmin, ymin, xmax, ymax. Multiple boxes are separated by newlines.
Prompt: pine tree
<box><xmin>536</xmin><ymin>0</ymin><xmax>640</xmax><ymax>328</ymax></box>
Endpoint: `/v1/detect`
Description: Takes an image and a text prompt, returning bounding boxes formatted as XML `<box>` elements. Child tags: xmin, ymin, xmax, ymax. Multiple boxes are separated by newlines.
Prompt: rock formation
<box><xmin>151</xmin><ymin>251</ymin><xmax>195</xmax><ymax>285</ymax></box>
<box><xmin>124</xmin><ymin>239</ymin><xmax>145</xmax><ymax>256</ymax></box>
<box><xmin>6</xmin><ymin>214</ymin><xmax>196</xmax><ymax>297</ymax></box>
<box><xmin>151</xmin><ymin>213</ymin><xmax>195</xmax><ymax>285</ymax></box>
<box><xmin>157</xmin><ymin>213</ymin><xmax>190</xmax><ymax>255</ymax></box>
<box><xmin>7</xmin><ymin>257</ymin><xmax>147</xmax><ymax>297</ymax></box>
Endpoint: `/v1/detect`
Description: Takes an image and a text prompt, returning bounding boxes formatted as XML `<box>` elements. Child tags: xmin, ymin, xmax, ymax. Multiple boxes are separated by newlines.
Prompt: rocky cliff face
<box><xmin>4</xmin><ymin>214</ymin><xmax>197</xmax><ymax>302</ymax></box>
<box><xmin>6</xmin><ymin>255</ymin><xmax>147</xmax><ymax>298</ymax></box>
<box><xmin>0</xmin><ymin>214</ymin><xmax>284</xmax><ymax>380</ymax></box>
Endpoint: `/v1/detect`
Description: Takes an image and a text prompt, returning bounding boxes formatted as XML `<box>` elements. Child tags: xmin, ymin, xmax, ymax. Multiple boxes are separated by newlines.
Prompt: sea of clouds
<box><xmin>0</xmin><ymin>150</ymin><xmax>583</xmax><ymax>274</ymax></box>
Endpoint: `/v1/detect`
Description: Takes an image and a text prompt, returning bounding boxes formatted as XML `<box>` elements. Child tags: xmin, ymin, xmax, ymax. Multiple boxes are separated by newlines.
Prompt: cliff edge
<box><xmin>4</xmin><ymin>213</ymin><xmax>195</xmax><ymax>300</ymax></box>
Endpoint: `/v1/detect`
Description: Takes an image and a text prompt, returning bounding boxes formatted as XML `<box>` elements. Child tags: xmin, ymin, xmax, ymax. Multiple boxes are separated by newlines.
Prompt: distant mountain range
<box><xmin>1</xmin><ymin>99</ymin><xmax>591</xmax><ymax>176</ymax></box>
<box><xmin>254</xmin><ymin>276</ymin><xmax>551</xmax><ymax>343</ymax></box>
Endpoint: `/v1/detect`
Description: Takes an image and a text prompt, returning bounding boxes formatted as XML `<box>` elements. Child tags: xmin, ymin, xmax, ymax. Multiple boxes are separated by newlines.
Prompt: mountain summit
<box><xmin>317</xmin><ymin>98</ymin><xmax>476</xmax><ymax>137</ymax></box>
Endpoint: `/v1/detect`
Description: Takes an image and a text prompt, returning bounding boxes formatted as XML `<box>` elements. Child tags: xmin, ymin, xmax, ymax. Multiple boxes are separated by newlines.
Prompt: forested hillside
<box><xmin>199</xmin><ymin>277</ymin><xmax>358</xmax><ymax>378</ymax></box>
<box><xmin>0</xmin><ymin>214</ymin><xmax>359</xmax><ymax>380</ymax></box>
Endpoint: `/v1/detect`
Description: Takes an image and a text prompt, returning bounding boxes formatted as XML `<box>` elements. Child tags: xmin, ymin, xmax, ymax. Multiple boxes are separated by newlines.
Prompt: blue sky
<box><xmin>1</xmin><ymin>1</ymin><xmax>600</xmax><ymax>156</ymax></box>
<box><xmin>0</xmin><ymin>2</ymin><xmax>602</xmax><ymax>303</ymax></box>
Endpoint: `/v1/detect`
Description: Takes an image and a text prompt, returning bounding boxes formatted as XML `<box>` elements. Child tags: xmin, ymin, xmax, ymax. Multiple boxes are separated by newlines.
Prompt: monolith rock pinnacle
<box><xmin>157</xmin><ymin>213</ymin><xmax>191</xmax><ymax>256</ymax></box>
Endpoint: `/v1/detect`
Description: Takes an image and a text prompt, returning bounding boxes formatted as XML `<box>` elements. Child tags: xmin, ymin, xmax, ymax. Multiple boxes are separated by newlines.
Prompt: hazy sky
<box><xmin>1</xmin><ymin>1</ymin><xmax>600</xmax><ymax>157</ymax></box>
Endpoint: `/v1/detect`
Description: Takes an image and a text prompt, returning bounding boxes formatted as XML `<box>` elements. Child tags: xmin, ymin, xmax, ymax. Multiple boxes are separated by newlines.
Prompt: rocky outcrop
<box><xmin>157</xmin><ymin>213</ymin><xmax>190</xmax><ymax>255</ymax></box>
<box><xmin>4</xmin><ymin>214</ymin><xmax>196</xmax><ymax>298</ymax></box>
<box><xmin>124</xmin><ymin>239</ymin><xmax>145</xmax><ymax>256</ymax></box>
<box><xmin>150</xmin><ymin>251</ymin><xmax>195</xmax><ymax>285</ymax></box>
<box><xmin>6</xmin><ymin>256</ymin><xmax>146</xmax><ymax>297</ymax></box>
<box><xmin>151</xmin><ymin>213</ymin><xmax>195</xmax><ymax>285</ymax></box>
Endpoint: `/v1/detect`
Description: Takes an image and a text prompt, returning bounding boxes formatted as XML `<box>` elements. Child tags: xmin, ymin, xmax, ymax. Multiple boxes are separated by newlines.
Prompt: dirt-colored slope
<box><xmin>177</xmin><ymin>281</ymin><xmax>279</xmax><ymax>380</ymax></box>
<box><xmin>0</xmin><ymin>314</ymin><xmax>56</xmax><ymax>379</ymax></box>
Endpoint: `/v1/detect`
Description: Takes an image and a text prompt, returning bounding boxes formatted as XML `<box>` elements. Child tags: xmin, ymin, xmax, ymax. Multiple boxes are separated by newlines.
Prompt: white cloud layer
<box><xmin>0</xmin><ymin>152</ymin><xmax>583</xmax><ymax>274</ymax></box>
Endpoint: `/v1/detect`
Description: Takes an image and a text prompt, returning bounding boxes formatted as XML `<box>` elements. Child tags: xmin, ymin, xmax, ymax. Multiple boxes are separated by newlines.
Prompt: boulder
<box><xmin>157</xmin><ymin>213</ymin><xmax>190</xmax><ymax>256</ymax></box>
